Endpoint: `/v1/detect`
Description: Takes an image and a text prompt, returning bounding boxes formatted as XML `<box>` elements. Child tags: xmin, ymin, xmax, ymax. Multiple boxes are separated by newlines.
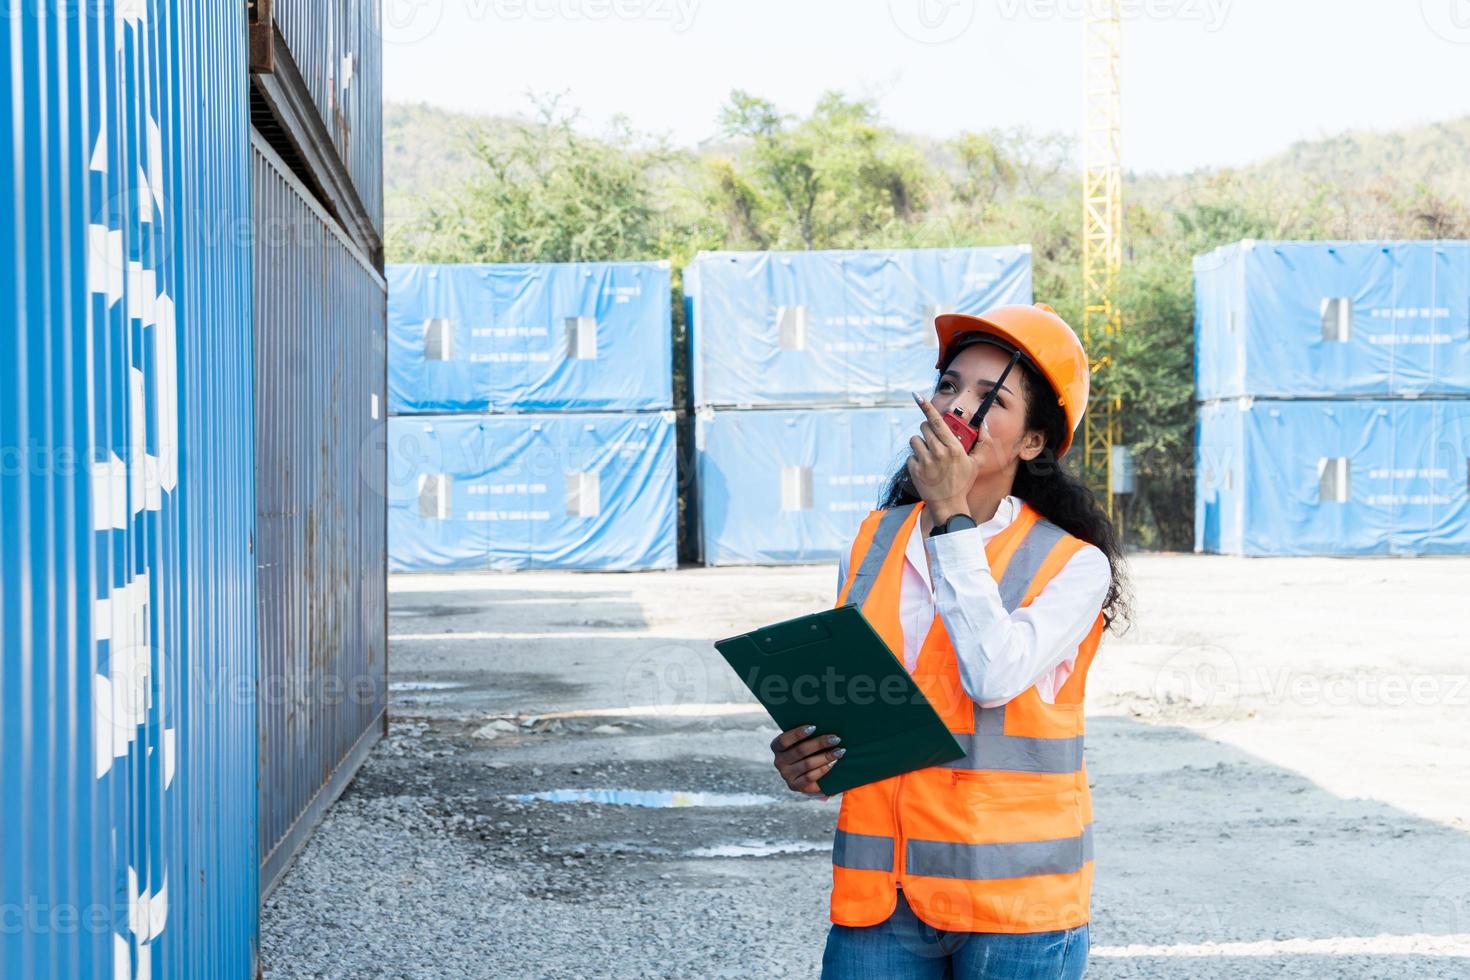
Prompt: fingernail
<box><xmin>833</xmin><ymin>747</ymin><xmax>847</xmax><ymax>758</ymax></box>
<box><xmin>803</xmin><ymin>724</ymin><xmax>817</xmax><ymax>736</ymax></box>
<box><xmin>911</xmin><ymin>391</ymin><xmax>922</xmax><ymax>403</ymax></box>
<box><xmin>817</xmin><ymin>795</ymin><xmax>829</xmax><ymax>801</ymax></box>
<box><xmin>826</xmin><ymin>735</ymin><xmax>841</xmax><ymax>745</ymax></box>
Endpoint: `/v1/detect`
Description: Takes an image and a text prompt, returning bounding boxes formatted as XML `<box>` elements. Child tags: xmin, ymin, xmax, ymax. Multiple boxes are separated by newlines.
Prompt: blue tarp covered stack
<box><xmin>386</xmin><ymin>262</ymin><xmax>678</xmax><ymax>571</ymax></box>
<box><xmin>686</xmin><ymin>246</ymin><xmax>1034</xmax><ymax>564</ymax></box>
<box><xmin>1193</xmin><ymin>240</ymin><xmax>1470</xmax><ymax>555</ymax></box>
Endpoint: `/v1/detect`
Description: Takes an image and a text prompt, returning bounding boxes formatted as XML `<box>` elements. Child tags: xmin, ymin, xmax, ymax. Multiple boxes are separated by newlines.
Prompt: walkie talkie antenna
<box><xmin>970</xmin><ymin>349</ymin><xmax>1023</xmax><ymax>428</ymax></box>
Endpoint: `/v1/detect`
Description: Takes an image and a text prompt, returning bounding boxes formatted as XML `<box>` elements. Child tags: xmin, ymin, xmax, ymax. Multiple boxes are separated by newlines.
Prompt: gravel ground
<box><xmin>261</xmin><ymin>557</ymin><xmax>1470</xmax><ymax>978</ymax></box>
<box><xmin>261</xmin><ymin>717</ymin><xmax>835</xmax><ymax>978</ymax></box>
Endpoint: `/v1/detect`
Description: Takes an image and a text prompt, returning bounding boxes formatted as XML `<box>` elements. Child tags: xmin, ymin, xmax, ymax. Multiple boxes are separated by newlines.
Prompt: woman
<box><xmin>768</xmin><ymin>303</ymin><xmax>1130</xmax><ymax>979</ymax></box>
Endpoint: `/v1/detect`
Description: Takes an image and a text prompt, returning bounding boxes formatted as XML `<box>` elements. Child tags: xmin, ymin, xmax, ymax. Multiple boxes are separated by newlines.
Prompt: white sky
<box><xmin>382</xmin><ymin>0</ymin><xmax>1470</xmax><ymax>174</ymax></box>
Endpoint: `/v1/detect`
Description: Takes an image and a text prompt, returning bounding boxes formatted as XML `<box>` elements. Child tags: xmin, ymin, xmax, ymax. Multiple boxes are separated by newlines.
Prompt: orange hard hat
<box><xmin>933</xmin><ymin>303</ymin><xmax>1091</xmax><ymax>458</ymax></box>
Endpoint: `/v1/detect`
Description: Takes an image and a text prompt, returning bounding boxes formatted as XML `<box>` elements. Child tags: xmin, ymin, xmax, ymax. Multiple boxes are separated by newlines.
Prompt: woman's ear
<box><xmin>1016</xmin><ymin>429</ymin><xmax>1047</xmax><ymax>462</ymax></box>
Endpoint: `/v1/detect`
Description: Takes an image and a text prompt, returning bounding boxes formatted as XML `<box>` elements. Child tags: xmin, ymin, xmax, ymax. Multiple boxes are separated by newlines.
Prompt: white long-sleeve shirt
<box><xmin>836</xmin><ymin>495</ymin><xmax>1111</xmax><ymax>707</ymax></box>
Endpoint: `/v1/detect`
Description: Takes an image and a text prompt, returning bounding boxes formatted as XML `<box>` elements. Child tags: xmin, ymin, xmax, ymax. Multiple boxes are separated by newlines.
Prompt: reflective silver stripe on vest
<box><xmin>844</xmin><ymin>503</ymin><xmax>916</xmax><ymax>609</ymax></box>
<box><xmin>996</xmin><ymin>518</ymin><xmax>1067</xmax><ymax>613</ymax></box>
<box><xmin>832</xmin><ymin>828</ymin><xmax>896</xmax><ymax>872</ymax></box>
<box><xmin>904</xmin><ymin>824</ymin><xmax>1094</xmax><ymax>881</ymax></box>
<box><xmin>943</xmin><ymin>517</ymin><xmax>1083</xmax><ymax>774</ymax></box>
<box><xmin>975</xmin><ymin>702</ymin><xmax>1005</xmax><ymax>734</ymax></box>
<box><xmin>944</xmin><ymin>731</ymin><xmax>1084</xmax><ymax>773</ymax></box>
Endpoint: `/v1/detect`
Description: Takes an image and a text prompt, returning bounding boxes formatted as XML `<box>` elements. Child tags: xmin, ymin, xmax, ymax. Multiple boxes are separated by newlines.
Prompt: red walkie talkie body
<box><xmin>942</xmin><ymin>411</ymin><xmax>980</xmax><ymax>452</ymax></box>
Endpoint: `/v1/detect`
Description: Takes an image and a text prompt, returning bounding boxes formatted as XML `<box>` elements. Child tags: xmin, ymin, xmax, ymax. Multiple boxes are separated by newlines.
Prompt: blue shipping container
<box><xmin>1194</xmin><ymin>240</ymin><xmax>1470</xmax><ymax>399</ymax></box>
<box><xmin>1195</xmin><ymin>398</ymin><xmax>1470</xmax><ymax>556</ymax></box>
<box><xmin>693</xmin><ymin>405</ymin><xmax>925</xmax><ymax>565</ymax></box>
<box><xmin>387</xmin><ymin>262</ymin><xmax>674</xmax><ymax>414</ymax></box>
<box><xmin>2</xmin><ymin>4</ymin><xmax>259</xmax><ymax>979</ymax></box>
<box><xmin>252</xmin><ymin>137</ymin><xmax>388</xmax><ymax>896</ymax></box>
<box><xmin>271</xmin><ymin>0</ymin><xmax>384</xmax><ymax>233</ymax></box>
<box><xmin>686</xmin><ymin>246</ymin><xmax>1032</xmax><ymax>407</ymax></box>
<box><xmin>388</xmin><ymin>413</ymin><xmax>678</xmax><ymax>571</ymax></box>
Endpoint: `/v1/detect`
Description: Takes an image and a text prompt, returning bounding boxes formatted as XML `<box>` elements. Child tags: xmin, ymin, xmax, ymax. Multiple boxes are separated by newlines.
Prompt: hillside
<box><xmin>384</xmin><ymin>100</ymin><xmax>1470</xmax><ymax>244</ymax></box>
<box><xmin>1133</xmin><ymin>116</ymin><xmax>1470</xmax><ymax>237</ymax></box>
<box><xmin>383</xmin><ymin>102</ymin><xmax>528</xmax><ymax>237</ymax></box>
<box><xmin>1251</xmin><ymin>116</ymin><xmax>1470</xmax><ymax>199</ymax></box>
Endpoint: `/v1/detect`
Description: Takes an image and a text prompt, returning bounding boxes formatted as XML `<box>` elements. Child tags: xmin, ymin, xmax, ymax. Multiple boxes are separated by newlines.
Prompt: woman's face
<box><xmin>931</xmin><ymin>342</ymin><xmax>1047</xmax><ymax>472</ymax></box>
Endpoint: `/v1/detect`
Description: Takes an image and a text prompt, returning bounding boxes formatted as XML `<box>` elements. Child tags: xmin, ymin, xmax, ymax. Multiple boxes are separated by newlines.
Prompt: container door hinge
<box><xmin>249</xmin><ymin>0</ymin><xmax>275</xmax><ymax>74</ymax></box>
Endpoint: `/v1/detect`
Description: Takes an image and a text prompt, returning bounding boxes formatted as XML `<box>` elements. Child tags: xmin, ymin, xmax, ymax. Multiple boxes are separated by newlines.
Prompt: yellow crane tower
<box><xmin>1082</xmin><ymin>0</ymin><xmax>1123</xmax><ymax>521</ymax></box>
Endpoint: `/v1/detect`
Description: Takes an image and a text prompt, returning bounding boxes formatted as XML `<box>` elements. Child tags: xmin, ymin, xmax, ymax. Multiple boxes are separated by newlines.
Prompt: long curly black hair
<box><xmin>878</xmin><ymin>343</ymin><xmax>1131</xmax><ymax>632</ymax></box>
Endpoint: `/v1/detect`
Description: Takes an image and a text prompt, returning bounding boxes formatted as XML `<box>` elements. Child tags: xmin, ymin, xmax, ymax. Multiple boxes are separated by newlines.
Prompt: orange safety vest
<box><xmin>830</xmin><ymin>499</ymin><xmax>1105</xmax><ymax>934</ymax></box>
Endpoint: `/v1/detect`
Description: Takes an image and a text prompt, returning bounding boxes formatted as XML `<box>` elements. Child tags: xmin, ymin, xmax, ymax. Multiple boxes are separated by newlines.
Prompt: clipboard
<box><xmin>714</xmin><ymin>604</ymin><xmax>965</xmax><ymax>795</ymax></box>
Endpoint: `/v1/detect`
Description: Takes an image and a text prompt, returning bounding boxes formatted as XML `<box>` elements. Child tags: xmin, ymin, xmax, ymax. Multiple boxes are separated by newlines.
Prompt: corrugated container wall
<box><xmin>252</xmin><ymin>137</ymin><xmax>388</xmax><ymax>894</ymax></box>
<box><xmin>2</xmin><ymin>4</ymin><xmax>259</xmax><ymax>979</ymax></box>
<box><xmin>387</xmin><ymin>412</ymin><xmax>678</xmax><ymax>572</ymax></box>
<box><xmin>1194</xmin><ymin>240</ymin><xmax>1470</xmax><ymax>400</ymax></box>
<box><xmin>269</xmin><ymin>0</ymin><xmax>384</xmax><ymax>234</ymax></box>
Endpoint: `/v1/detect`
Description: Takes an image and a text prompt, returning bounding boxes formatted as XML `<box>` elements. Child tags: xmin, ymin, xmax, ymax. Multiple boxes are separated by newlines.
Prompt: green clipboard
<box><xmin>714</xmin><ymin>603</ymin><xmax>965</xmax><ymax>795</ymax></box>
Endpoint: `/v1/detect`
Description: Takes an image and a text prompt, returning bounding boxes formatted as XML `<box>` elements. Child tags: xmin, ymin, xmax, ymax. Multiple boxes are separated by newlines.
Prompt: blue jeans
<box><xmin>821</xmin><ymin>888</ymin><xmax>1089</xmax><ymax>979</ymax></box>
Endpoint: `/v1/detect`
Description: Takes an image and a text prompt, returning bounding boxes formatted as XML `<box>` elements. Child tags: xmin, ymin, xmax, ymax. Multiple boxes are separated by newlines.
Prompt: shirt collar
<box><xmin>905</xmin><ymin>495</ymin><xmax>1021</xmax><ymax>589</ymax></box>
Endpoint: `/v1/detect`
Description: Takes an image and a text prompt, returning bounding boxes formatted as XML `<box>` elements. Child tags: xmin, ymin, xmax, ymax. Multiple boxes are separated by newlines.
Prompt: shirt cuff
<box><xmin>923</xmin><ymin>524</ymin><xmax>989</xmax><ymax>576</ymax></box>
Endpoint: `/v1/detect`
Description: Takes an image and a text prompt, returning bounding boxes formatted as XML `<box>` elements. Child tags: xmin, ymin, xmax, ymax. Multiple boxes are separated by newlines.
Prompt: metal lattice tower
<box><xmin>1082</xmin><ymin>0</ymin><xmax>1123</xmax><ymax>520</ymax></box>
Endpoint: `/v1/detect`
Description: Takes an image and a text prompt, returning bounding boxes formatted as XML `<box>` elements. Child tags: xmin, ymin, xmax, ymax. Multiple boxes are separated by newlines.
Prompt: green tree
<box><xmin>393</xmin><ymin>95</ymin><xmax>675</xmax><ymax>264</ymax></box>
<box><xmin>708</xmin><ymin>91</ymin><xmax>931</xmax><ymax>249</ymax></box>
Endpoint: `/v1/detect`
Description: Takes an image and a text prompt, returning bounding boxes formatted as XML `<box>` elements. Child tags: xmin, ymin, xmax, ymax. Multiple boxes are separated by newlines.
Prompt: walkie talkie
<box><xmin>940</xmin><ymin>348</ymin><xmax>1023</xmax><ymax>452</ymax></box>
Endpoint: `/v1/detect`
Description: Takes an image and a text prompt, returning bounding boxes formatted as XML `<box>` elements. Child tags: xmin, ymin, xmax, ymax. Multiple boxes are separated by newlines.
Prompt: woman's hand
<box><xmin>907</xmin><ymin>392</ymin><xmax>986</xmax><ymax>517</ymax></box>
<box><xmin>770</xmin><ymin>724</ymin><xmax>845</xmax><ymax>800</ymax></box>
